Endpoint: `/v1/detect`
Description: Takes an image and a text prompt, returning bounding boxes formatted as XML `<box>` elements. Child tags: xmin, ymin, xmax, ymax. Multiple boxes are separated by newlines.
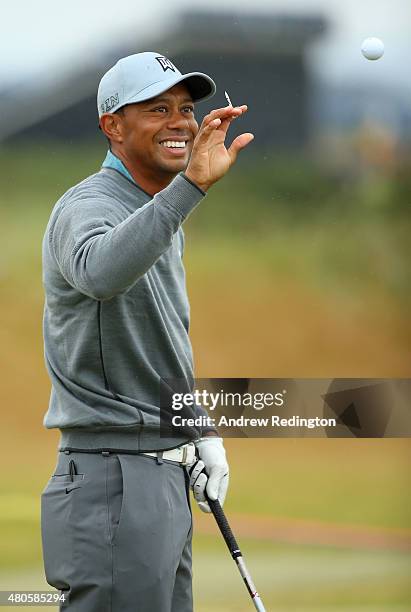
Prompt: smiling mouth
<box><xmin>159</xmin><ymin>140</ymin><xmax>188</xmax><ymax>157</ymax></box>
<box><xmin>159</xmin><ymin>140</ymin><xmax>189</xmax><ymax>150</ymax></box>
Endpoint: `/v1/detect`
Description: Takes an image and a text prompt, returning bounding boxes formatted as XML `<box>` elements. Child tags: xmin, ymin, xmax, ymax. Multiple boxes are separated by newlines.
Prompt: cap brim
<box><xmin>121</xmin><ymin>71</ymin><xmax>216</xmax><ymax>108</ymax></box>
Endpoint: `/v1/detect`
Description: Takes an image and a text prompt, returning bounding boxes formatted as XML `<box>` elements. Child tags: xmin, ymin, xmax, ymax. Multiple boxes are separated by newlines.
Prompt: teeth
<box><xmin>160</xmin><ymin>141</ymin><xmax>187</xmax><ymax>148</ymax></box>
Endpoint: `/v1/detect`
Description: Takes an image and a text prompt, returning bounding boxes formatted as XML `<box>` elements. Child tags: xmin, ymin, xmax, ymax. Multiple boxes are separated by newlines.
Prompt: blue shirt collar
<box><xmin>102</xmin><ymin>150</ymin><xmax>136</xmax><ymax>184</ymax></box>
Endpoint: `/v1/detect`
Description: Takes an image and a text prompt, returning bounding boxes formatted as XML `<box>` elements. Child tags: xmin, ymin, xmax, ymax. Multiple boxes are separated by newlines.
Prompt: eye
<box><xmin>147</xmin><ymin>106</ymin><xmax>168</xmax><ymax>113</ymax></box>
<box><xmin>182</xmin><ymin>106</ymin><xmax>194</xmax><ymax>113</ymax></box>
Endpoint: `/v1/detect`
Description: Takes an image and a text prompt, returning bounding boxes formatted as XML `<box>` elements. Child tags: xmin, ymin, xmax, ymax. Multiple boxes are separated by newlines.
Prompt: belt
<box><xmin>142</xmin><ymin>442</ymin><xmax>196</xmax><ymax>466</ymax></box>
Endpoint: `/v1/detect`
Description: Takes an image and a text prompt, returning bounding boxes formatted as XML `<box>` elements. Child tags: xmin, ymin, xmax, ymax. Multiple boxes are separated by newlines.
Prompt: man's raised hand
<box><xmin>184</xmin><ymin>105</ymin><xmax>254</xmax><ymax>192</ymax></box>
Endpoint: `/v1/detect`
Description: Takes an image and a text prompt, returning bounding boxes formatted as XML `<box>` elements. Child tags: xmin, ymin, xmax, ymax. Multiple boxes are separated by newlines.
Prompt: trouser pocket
<box><xmin>41</xmin><ymin>453</ymin><xmax>114</xmax><ymax>611</ymax></box>
<box><xmin>41</xmin><ymin>454</ymin><xmax>86</xmax><ymax>591</ymax></box>
<box><xmin>105</xmin><ymin>454</ymin><xmax>124</xmax><ymax>546</ymax></box>
<box><xmin>41</xmin><ymin>478</ymin><xmax>76</xmax><ymax>592</ymax></box>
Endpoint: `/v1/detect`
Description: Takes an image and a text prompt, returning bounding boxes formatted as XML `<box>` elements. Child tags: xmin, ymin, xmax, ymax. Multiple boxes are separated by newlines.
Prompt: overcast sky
<box><xmin>1</xmin><ymin>0</ymin><xmax>410</xmax><ymax>92</ymax></box>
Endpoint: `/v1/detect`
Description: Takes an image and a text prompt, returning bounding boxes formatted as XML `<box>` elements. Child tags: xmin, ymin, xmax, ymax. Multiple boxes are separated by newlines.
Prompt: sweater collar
<box><xmin>102</xmin><ymin>150</ymin><xmax>136</xmax><ymax>184</ymax></box>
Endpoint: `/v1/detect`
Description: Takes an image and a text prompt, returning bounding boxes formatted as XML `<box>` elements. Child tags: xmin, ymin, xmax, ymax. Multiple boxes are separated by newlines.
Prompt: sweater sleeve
<box><xmin>50</xmin><ymin>173</ymin><xmax>205</xmax><ymax>300</ymax></box>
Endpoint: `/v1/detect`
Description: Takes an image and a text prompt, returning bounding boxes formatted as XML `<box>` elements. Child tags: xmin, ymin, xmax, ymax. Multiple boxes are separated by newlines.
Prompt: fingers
<box><xmin>227</xmin><ymin>132</ymin><xmax>254</xmax><ymax>163</ymax></box>
<box><xmin>190</xmin><ymin>463</ymin><xmax>210</xmax><ymax>512</ymax></box>
<box><xmin>205</xmin><ymin>104</ymin><xmax>247</xmax><ymax>123</ymax></box>
<box><xmin>205</xmin><ymin>466</ymin><xmax>224</xmax><ymax>501</ymax></box>
<box><xmin>188</xmin><ymin>456</ymin><xmax>229</xmax><ymax>512</ymax></box>
<box><xmin>193</xmin><ymin>117</ymin><xmax>221</xmax><ymax>145</ymax></box>
<box><xmin>198</xmin><ymin>501</ymin><xmax>212</xmax><ymax>514</ymax></box>
<box><xmin>189</xmin><ymin>460</ymin><xmax>206</xmax><ymax>492</ymax></box>
<box><xmin>195</xmin><ymin>105</ymin><xmax>248</xmax><ymax>145</ymax></box>
<box><xmin>193</xmin><ymin>472</ymin><xmax>208</xmax><ymax>503</ymax></box>
<box><xmin>218</xmin><ymin>473</ymin><xmax>229</xmax><ymax>507</ymax></box>
<box><xmin>206</xmin><ymin>467</ymin><xmax>229</xmax><ymax>503</ymax></box>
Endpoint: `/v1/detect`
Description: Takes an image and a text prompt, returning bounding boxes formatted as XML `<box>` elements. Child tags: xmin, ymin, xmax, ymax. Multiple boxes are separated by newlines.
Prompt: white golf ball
<box><xmin>361</xmin><ymin>37</ymin><xmax>384</xmax><ymax>60</ymax></box>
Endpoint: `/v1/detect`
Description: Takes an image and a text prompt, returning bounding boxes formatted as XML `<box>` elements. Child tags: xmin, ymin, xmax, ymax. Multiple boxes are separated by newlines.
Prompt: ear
<box><xmin>99</xmin><ymin>113</ymin><xmax>124</xmax><ymax>144</ymax></box>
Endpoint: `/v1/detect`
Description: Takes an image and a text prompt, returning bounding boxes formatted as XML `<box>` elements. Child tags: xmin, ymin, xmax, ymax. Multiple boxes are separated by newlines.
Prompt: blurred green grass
<box><xmin>225</xmin><ymin>440</ymin><xmax>411</xmax><ymax>529</ymax></box>
<box><xmin>1</xmin><ymin>440</ymin><xmax>409</xmax><ymax>573</ymax></box>
<box><xmin>192</xmin><ymin>535</ymin><xmax>411</xmax><ymax>610</ymax></box>
<box><xmin>0</xmin><ymin>536</ymin><xmax>410</xmax><ymax>610</ymax></box>
<box><xmin>1</xmin><ymin>143</ymin><xmax>409</xmax><ymax>308</ymax></box>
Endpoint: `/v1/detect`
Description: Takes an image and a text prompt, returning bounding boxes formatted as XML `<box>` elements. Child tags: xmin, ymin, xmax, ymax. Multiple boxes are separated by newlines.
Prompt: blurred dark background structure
<box><xmin>1</xmin><ymin>11</ymin><xmax>326</xmax><ymax>150</ymax></box>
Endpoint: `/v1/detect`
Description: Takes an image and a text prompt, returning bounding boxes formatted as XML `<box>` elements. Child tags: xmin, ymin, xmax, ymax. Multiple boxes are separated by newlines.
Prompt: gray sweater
<box><xmin>42</xmin><ymin>160</ymin><xmax>214</xmax><ymax>452</ymax></box>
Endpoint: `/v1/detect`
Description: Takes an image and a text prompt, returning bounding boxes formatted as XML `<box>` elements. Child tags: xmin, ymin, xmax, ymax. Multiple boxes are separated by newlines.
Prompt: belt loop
<box><xmin>156</xmin><ymin>451</ymin><xmax>164</xmax><ymax>465</ymax></box>
<box><xmin>102</xmin><ymin>451</ymin><xmax>110</xmax><ymax>457</ymax></box>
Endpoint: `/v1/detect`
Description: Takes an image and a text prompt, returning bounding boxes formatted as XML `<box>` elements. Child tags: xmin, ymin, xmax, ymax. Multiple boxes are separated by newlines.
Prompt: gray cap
<box><xmin>97</xmin><ymin>52</ymin><xmax>216</xmax><ymax>117</ymax></box>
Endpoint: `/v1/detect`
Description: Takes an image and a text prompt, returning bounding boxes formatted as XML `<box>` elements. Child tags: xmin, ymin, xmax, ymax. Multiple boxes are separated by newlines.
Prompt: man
<box><xmin>40</xmin><ymin>52</ymin><xmax>253</xmax><ymax>612</ymax></box>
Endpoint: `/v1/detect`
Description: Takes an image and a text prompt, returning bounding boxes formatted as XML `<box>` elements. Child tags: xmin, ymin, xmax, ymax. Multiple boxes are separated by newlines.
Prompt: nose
<box><xmin>166</xmin><ymin>107</ymin><xmax>190</xmax><ymax>130</ymax></box>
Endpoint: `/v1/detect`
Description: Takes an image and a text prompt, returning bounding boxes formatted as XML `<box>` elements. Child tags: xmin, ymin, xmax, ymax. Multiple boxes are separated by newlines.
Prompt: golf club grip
<box><xmin>207</xmin><ymin>498</ymin><xmax>241</xmax><ymax>558</ymax></box>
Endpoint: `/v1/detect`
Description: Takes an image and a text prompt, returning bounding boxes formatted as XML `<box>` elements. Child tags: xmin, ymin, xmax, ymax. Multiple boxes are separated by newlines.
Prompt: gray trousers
<box><xmin>41</xmin><ymin>450</ymin><xmax>193</xmax><ymax>612</ymax></box>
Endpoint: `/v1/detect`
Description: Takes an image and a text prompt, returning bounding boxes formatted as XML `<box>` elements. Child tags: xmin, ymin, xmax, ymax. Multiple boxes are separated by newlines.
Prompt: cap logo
<box><xmin>155</xmin><ymin>56</ymin><xmax>176</xmax><ymax>73</ymax></box>
<box><xmin>101</xmin><ymin>93</ymin><xmax>120</xmax><ymax>114</ymax></box>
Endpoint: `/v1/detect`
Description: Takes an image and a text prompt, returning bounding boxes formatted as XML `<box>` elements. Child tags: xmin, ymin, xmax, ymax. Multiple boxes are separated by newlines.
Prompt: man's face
<box><xmin>115</xmin><ymin>83</ymin><xmax>199</xmax><ymax>178</ymax></box>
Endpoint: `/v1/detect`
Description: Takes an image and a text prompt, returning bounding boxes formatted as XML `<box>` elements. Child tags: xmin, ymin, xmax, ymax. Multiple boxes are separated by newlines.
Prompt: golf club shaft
<box><xmin>207</xmin><ymin>497</ymin><xmax>266</xmax><ymax>612</ymax></box>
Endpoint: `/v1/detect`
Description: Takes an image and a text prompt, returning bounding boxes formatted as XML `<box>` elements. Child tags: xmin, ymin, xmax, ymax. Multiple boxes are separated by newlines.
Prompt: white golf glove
<box><xmin>189</xmin><ymin>437</ymin><xmax>229</xmax><ymax>513</ymax></box>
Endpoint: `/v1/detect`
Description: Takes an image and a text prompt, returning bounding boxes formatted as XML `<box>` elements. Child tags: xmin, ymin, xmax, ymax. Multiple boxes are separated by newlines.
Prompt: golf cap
<box><xmin>97</xmin><ymin>52</ymin><xmax>216</xmax><ymax>117</ymax></box>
